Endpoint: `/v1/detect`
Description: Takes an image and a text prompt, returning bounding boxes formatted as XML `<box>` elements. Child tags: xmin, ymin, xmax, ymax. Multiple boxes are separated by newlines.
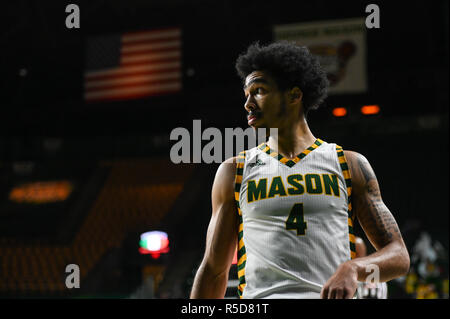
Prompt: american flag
<box><xmin>84</xmin><ymin>27</ymin><xmax>182</xmax><ymax>102</ymax></box>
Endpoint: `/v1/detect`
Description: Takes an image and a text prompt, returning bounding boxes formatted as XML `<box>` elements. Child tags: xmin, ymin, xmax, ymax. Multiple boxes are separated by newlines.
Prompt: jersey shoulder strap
<box><xmin>233</xmin><ymin>150</ymin><xmax>246</xmax><ymax>297</ymax></box>
<box><xmin>335</xmin><ymin>145</ymin><xmax>356</xmax><ymax>259</ymax></box>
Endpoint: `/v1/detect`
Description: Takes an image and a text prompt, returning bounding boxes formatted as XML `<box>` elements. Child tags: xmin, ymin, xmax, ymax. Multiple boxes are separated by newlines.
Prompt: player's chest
<box><xmin>239</xmin><ymin>163</ymin><xmax>348</xmax><ymax>219</ymax></box>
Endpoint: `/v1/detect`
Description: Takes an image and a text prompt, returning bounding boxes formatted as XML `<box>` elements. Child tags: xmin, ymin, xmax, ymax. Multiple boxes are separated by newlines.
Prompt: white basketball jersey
<box><xmin>234</xmin><ymin>139</ymin><xmax>356</xmax><ymax>299</ymax></box>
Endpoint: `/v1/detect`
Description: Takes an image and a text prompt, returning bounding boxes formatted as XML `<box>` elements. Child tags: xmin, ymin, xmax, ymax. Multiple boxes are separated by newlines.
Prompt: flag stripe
<box><xmin>122</xmin><ymin>28</ymin><xmax>181</xmax><ymax>43</ymax></box>
<box><xmin>119</xmin><ymin>55</ymin><xmax>180</xmax><ymax>69</ymax></box>
<box><xmin>84</xmin><ymin>82</ymin><xmax>181</xmax><ymax>101</ymax></box>
<box><xmin>85</xmin><ymin>71</ymin><xmax>181</xmax><ymax>90</ymax></box>
<box><xmin>121</xmin><ymin>40</ymin><xmax>181</xmax><ymax>54</ymax></box>
<box><xmin>85</xmin><ymin>61</ymin><xmax>181</xmax><ymax>79</ymax></box>
<box><xmin>121</xmin><ymin>50</ymin><xmax>181</xmax><ymax>65</ymax></box>
<box><xmin>120</xmin><ymin>45</ymin><xmax>182</xmax><ymax>59</ymax></box>
<box><xmin>121</xmin><ymin>35</ymin><xmax>181</xmax><ymax>49</ymax></box>
<box><xmin>84</xmin><ymin>66</ymin><xmax>181</xmax><ymax>84</ymax></box>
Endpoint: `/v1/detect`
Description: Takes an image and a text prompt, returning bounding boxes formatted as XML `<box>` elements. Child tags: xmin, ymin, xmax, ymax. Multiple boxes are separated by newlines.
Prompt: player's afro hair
<box><xmin>235</xmin><ymin>41</ymin><xmax>329</xmax><ymax>113</ymax></box>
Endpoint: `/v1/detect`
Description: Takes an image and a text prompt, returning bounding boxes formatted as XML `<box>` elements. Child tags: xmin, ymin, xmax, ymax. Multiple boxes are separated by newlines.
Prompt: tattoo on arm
<box><xmin>357</xmin><ymin>155</ymin><xmax>380</xmax><ymax>196</ymax></box>
<box><xmin>354</xmin><ymin>154</ymin><xmax>402</xmax><ymax>248</ymax></box>
<box><xmin>357</xmin><ymin>155</ymin><xmax>375</xmax><ymax>182</ymax></box>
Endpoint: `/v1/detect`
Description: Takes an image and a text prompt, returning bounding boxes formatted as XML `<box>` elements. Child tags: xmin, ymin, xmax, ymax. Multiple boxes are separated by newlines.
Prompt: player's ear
<box><xmin>289</xmin><ymin>87</ymin><xmax>303</xmax><ymax>104</ymax></box>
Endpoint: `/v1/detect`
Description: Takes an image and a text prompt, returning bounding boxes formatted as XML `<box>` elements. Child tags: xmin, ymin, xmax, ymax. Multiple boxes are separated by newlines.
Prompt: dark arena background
<box><xmin>0</xmin><ymin>0</ymin><xmax>448</xmax><ymax>302</ymax></box>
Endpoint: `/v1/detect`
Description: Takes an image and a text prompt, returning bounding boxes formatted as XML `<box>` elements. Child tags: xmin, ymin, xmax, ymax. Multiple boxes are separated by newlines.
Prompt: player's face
<box><xmin>243</xmin><ymin>71</ymin><xmax>287</xmax><ymax>129</ymax></box>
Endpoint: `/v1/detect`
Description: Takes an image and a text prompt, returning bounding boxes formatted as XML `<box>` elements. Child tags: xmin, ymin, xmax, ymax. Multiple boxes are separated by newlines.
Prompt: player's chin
<box><xmin>248</xmin><ymin>119</ymin><xmax>266</xmax><ymax>129</ymax></box>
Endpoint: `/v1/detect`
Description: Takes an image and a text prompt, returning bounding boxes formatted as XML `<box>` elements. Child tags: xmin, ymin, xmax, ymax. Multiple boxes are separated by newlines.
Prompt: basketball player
<box><xmin>190</xmin><ymin>42</ymin><xmax>410</xmax><ymax>299</ymax></box>
<box><xmin>355</xmin><ymin>236</ymin><xmax>389</xmax><ymax>299</ymax></box>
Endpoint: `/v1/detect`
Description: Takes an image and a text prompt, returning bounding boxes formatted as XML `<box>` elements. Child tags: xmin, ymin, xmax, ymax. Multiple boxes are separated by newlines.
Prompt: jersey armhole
<box><xmin>234</xmin><ymin>151</ymin><xmax>246</xmax><ymax>216</ymax></box>
<box><xmin>336</xmin><ymin>145</ymin><xmax>356</xmax><ymax>259</ymax></box>
<box><xmin>234</xmin><ymin>151</ymin><xmax>246</xmax><ymax>298</ymax></box>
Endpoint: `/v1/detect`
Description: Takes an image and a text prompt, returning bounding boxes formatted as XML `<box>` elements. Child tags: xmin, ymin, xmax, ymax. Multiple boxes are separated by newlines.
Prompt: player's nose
<box><xmin>244</xmin><ymin>95</ymin><xmax>257</xmax><ymax>113</ymax></box>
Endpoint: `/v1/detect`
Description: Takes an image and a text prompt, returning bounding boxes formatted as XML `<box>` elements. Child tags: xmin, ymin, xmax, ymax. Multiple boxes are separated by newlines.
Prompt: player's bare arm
<box><xmin>190</xmin><ymin>157</ymin><xmax>239</xmax><ymax>298</ymax></box>
<box><xmin>321</xmin><ymin>151</ymin><xmax>410</xmax><ymax>299</ymax></box>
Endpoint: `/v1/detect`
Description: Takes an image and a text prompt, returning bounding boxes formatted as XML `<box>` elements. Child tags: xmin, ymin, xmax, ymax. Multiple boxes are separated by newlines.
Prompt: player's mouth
<box><xmin>247</xmin><ymin>111</ymin><xmax>262</xmax><ymax>126</ymax></box>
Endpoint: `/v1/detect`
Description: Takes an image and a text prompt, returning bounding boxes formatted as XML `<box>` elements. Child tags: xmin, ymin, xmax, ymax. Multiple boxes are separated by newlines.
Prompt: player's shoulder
<box><xmin>221</xmin><ymin>155</ymin><xmax>240</xmax><ymax>166</ymax></box>
<box><xmin>342</xmin><ymin>150</ymin><xmax>370</xmax><ymax>166</ymax></box>
<box><xmin>215</xmin><ymin>156</ymin><xmax>242</xmax><ymax>180</ymax></box>
<box><xmin>220</xmin><ymin>150</ymin><xmax>247</xmax><ymax>166</ymax></box>
<box><xmin>217</xmin><ymin>151</ymin><xmax>248</xmax><ymax>180</ymax></box>
<box><xmin>212</xmin><ymin>156</ymin><xmax>242</xmax><ymax>200</ymax></box>
<box><xmin>341</xmin><ymin>150</ymin><xmax>379</xmax><ymax>187</ymax></box>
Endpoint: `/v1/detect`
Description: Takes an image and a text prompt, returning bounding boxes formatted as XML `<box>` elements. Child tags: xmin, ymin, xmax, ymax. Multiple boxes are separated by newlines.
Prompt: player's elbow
<box><xmin>204</xmin><ymin>257</ymin><xmax>231</xmax><ymax>280</ymax></box>
<box><xmin>194</xmin><ymin>255</ymin><xmax>229</xmax><ymax>283</ymax></box>
<box><xmin>400</xmin><ymin>247</ymin><xmax>411</xmax><ymax>276</ymax></box>
<box><xmin>395</xmin><ymin>241</ymin><xmax>411</xmax><ymax>277</ymax></box>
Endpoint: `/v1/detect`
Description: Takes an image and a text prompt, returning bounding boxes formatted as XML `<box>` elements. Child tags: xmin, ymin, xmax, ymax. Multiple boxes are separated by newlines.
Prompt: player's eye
<box><xmin>255</xmin><ymin>87</ymin><xmax>266</xmax><ymax>95</ymax></box>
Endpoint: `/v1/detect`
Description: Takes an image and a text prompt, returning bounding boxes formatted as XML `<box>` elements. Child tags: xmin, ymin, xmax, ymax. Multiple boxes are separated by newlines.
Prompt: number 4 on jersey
<box><xmin>286</xmin><ymin>203</ymin><xmax>307</xmax><ymax>235</ymax></box>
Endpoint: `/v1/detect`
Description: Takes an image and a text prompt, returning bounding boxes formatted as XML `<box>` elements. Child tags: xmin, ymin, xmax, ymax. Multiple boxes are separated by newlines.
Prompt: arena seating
<box><xmin>0</xmin><ymin>157</ymin><xmax>193</xmax><ymax>297</ymax></box>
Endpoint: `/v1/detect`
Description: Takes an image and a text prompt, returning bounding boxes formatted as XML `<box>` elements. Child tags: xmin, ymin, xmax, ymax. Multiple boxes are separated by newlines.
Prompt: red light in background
<box><xmin>361</xmin><ymin>105</ymin><xmax>380</xmax><ymax>115</ymax></box>
<box><xmin>332</xmin><ymin>107</ymin><xmax>347</xmax><ymax>117</ymax></box>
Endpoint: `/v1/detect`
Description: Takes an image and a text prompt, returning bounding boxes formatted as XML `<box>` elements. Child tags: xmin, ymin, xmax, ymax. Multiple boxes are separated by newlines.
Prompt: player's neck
<box><xmin>267</xmin><ymin>116</ymin><xmax>316</xmax><ymax>159</ymax></box>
